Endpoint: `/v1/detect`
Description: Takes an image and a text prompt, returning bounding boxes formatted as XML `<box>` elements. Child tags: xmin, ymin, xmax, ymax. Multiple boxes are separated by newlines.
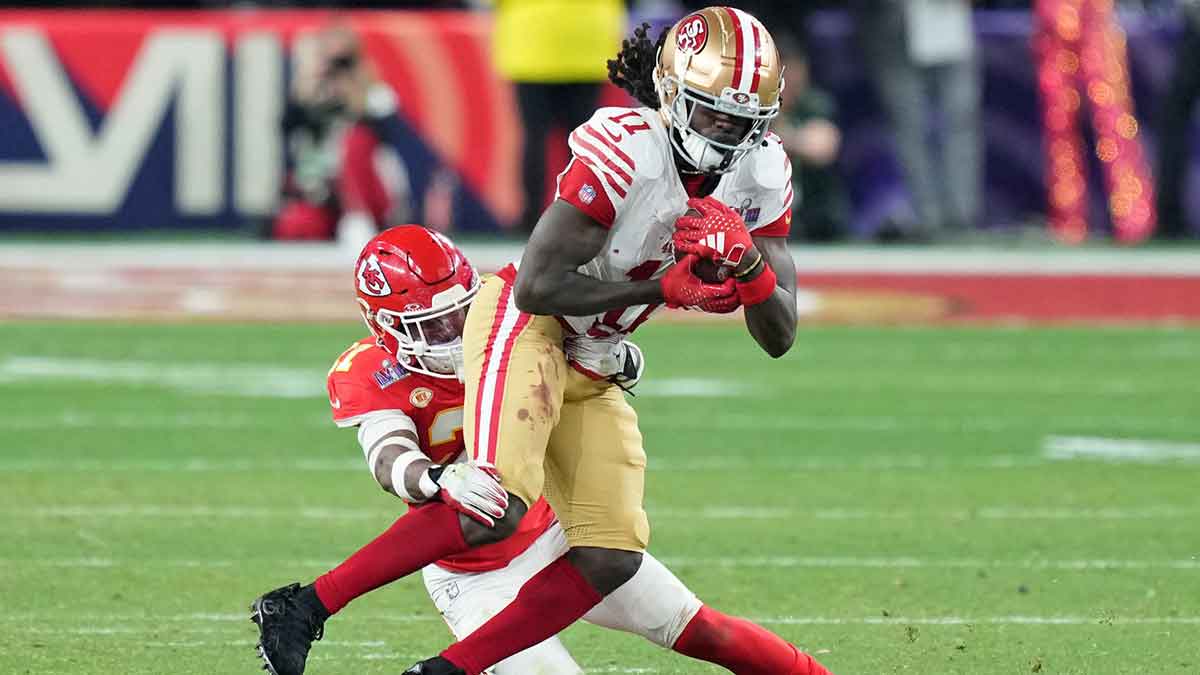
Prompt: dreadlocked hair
<box><xmin>607</xmin><ymin>23</ymin><xmax>669</xmax><ymax>109</ymax></box>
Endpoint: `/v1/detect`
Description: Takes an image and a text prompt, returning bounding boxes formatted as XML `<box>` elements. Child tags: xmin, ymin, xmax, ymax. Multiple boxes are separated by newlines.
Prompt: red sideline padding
<box><xmin>798</xmin><ymin>273</ymin><xmax>1200</xmax><ymax>322</ymax></box>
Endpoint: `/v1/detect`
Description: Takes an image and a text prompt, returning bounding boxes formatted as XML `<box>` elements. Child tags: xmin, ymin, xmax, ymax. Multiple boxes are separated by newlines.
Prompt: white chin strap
<box><xmin>406</xmin><ymin>337</ymin><xmax>466</xmax><ymax>381</ymax></box>
<box><xmin>681</xmin><ymin>132</ymin><xmax>728</xmax><ymax>172</ymax></box>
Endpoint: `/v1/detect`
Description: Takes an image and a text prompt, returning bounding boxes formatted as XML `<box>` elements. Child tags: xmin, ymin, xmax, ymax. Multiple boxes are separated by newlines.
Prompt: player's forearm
<box><xmin>367</xmin><ymin>438</ymin><xmax>437</xmax><ymax>501</ymax></box>
<box><xmin>739</xmin><ymin>238</ymin><xmax>797</xmax><ymax>358</ymax></box>
<box><xmin>373</xmin><ymin>447</ymin><xmax>435</xmax><ymax>500</ymax></box>
<box><xmin>744</xmin><ymin>290</ymin><xmax>797</xmax><ymax>358</ymax></box>
<box><xmin>515</xmin><ymin>269</ymin><xmax>663</xmax><ymax>317</ymax></box>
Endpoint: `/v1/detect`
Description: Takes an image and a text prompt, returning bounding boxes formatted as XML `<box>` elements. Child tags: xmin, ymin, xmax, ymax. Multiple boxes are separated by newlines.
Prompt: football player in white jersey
<box><xmin>250</xmin><ymin>227</ymin><xmax>831</xmax><ymax>675</ymax></box>
<box><xmin>400</xmin><ymin>8</ymin><xmax>810</xmax><ymax>675</ymax></box>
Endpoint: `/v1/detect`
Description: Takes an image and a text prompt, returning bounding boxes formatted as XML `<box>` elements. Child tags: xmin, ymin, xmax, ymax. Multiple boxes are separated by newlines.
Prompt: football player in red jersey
<box><xmin>251</xmin><ymin>226</ymin><xmax>830</xmax><ymax>675</ymax></box>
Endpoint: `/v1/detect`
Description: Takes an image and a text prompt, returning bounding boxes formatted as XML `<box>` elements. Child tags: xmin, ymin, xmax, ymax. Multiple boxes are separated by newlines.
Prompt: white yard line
<box><xmin>10</xmin><ymin>613</ymin><xmax>1200</xmax><ymax>630</ymax></box>
<box><xmin>751</xmin><ymin>615</ymin><xmax>1200</xmax><ymax>626</ymax></box>
<box><xmin>3</xmin><ymin>412</ymin><xmax>1186</xmax><ymax>436</ymax></box>
<box><xmin>5</xmin><ymin>556</ymin><xmax>1197</xmax><ymax>571</ymax></box>
<box><xmin>646</xmin><ymin>414</ymin><xmax>1200</xmax><ymax>435</ymax></box>
<box><xmin>11</xmin><ymin>630</ymin><xmax>658</xmax><ymax>673</ymax></box>
<box><xmin>5</xmin><ymin>450</ymin><xmax>1199</xmax><ymax>474</ymax></box>
<box><xmin>0</xmin><ymin>455</ymin><xmax>1051</xmax><ymax>473</ymax></box>
<box><xmin>973</xmin><ymin>505</ymin><xmax>1200</xmax><ymax>520</ymax></box>
<box><xmin>636</xmin><ymin>378</ymin><xmax>745</xmax><ymax>398</ymax></box>
<box><xmin>659</xmin><ymin>506</ymin><xmax>1200</xmax><ymax>521</ymax></box>
<box><xmin>0</xmin><ymin>357</ymin><xmax>323</xmax><ymax>398</ymax></box>
<box><xmin>10</xmin><ymin>505</ymin><xmax>385</xmax><ymax>519</ymax></box>
<box><xmin>0</xmin><ymin>412</ymin><xmax>330</xmax><ymax>430</ymax></box>
<box><xmin>19</xmin><ymin>626</ymin><xmax>237</xmax><ymax>635</ymax></box>
<box><xmin>3</xmin><ymin>242</ymin><xmax>1199</xmax><ymax>275</ymax></box>
<box><xmin>9</xmin><ymin>504</ymin><xmax>1197</xmax><ymax>522</ymax></box>
<box><xmin>0</xmin><ymin>359</ymin><xmax>744</xmax><ymax>401</ymax></box>
<box><xmin>73</xmin><ymin>528</ymin><xmax>109</xmax><ymax>548</ymax></box>
<box><xmin>1044</xmin><ymin>435</ymin><xmax>1200</xmax><ymax>462</ymax></box>
<box><xmin>4</xmin><ymin>445</ymin><xmax>1199</xmax><ymax>474</ymax></box>
<box><xmin>652</xmin><ymin>455</ymin><xmax>1048</xmax><ymax>470</ymax></box>
<box><xmin>0</xmin><ymin>458</ymin><xmax>359</xmax><ymax>472</ymax></box>
<box><xmin>5</xmin><ymin>412</ymin><xmax>1197</xmax><ymax>438</ymax></box>
<box><xmin>659</xmin><ymin>556</ymin><xmax>1200</xmax><ymax>570</ymax></box>
<box><xmin>3</xmin><ymin>356</ymin><xmax>1194</xmax><ymax>408</ymax></box>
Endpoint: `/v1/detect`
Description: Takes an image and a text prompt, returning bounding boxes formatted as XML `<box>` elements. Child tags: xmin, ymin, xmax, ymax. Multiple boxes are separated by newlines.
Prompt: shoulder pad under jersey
<box><xmin>326</xmin><ymin>339</ymin><xmax>413</xmax><ymax>426</ymax></box>
<box><xmin>569</xmin><ymin>106</ymin><xmax>668</xmax><ymax>185</ymax></box>
<box><xmin>744</xmin><ymin>134</ymin><xmax>792</xmax><ymax>193</ymax></box>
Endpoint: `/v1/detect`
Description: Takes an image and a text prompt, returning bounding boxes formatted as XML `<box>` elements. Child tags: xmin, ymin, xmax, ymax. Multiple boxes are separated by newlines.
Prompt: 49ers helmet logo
<box><xmin>357</xmin><ymin>254</ymin><xmax>393</xmax><ymax>297</ymax></box>
<box><xmin>676</xmin><ymin>14</ymin><xmax>708</xmax><ymax>53</ymax></box>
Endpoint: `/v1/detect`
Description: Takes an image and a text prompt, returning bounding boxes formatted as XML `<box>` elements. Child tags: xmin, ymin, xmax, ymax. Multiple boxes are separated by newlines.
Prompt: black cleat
<box><xmin>402</xmin><ymin>656</ymin><xmax>467</xmax><ymax>675</ymax></box>
<box><xmin>249</xmin><ymin>582</ymin><xmax>328</xmax><ymax>675</ymax></box>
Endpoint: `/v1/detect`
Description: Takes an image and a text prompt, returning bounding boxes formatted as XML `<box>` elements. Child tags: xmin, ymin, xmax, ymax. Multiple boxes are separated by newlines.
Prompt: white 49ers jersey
<box><xmin>552</xmin><ymin>105</ymin><xmax>793</xmax><ymax>338</ymax></box>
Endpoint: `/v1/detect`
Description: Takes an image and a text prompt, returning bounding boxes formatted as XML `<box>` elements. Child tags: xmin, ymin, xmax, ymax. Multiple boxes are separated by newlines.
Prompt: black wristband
<box><xmin>426</xmin><ymin>464</ymin><xmax>445</xmax><ymax>485</ymax></box>
<box><xmin>734</xmin><ymin>252</ymin><xmax>765</xmax><ymax>280</ymax></box>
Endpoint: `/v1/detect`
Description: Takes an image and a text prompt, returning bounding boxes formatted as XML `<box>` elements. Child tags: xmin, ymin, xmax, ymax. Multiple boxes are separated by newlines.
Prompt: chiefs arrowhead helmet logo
<box><xmin>357</xmin><ymin>254</ymin><xmax>393</xmax><ymax>297</ymax></box>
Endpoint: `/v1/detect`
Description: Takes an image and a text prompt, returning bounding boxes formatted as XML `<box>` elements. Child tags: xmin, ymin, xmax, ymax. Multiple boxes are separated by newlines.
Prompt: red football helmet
<box><xmin>354</xmin><ymin>225</ymin><xmax>479</xmax><ymax>380</ymax></box>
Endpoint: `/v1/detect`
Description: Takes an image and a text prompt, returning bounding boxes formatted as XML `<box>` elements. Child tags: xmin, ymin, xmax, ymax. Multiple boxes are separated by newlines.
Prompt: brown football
<box><xmin>674</xmin><ymin>207</ymin><xmax>730</xmax><ymax>283</ymax></box>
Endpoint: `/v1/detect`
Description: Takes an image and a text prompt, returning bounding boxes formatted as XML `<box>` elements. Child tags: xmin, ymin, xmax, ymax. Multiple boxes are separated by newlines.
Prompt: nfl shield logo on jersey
<box><xmin>357</xmin><ymin>255</ymin><xmax>393</xmax><ymax>297</ymax></box>
<box><xmin>578</xmin><ymin>183</ymin><xmax>597</xmax><ymax>205</ymax></box>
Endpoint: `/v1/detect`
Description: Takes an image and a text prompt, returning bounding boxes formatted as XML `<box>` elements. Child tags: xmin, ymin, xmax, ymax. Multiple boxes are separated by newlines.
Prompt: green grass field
<box><xmin>2</xmin><ymin>321</ymin><xmax>1198</xmax><ymax>674</ymax></box>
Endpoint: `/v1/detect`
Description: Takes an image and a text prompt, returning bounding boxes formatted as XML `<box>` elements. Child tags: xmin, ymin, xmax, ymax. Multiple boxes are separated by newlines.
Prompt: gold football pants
<box><xmin>463</xmin><ymin>274</ymin><xmax>649</xmax><ymax>551</ymax></box>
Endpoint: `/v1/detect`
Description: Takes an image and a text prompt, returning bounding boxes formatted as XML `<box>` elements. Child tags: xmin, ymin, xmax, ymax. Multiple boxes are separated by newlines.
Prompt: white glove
<box><xmin>564</xmin><ymin>335</ymin><xmax>645</xmax><ymax>390</ymax></box>
<box><xmin>611</xmin><ymin>341</ymin><xmax>644</xmax><ymax>390</ymax></box>
<box><xmin>422</xmin><ymin>463</ymin><xmax>509</xmax><ymax>527</ymax></box>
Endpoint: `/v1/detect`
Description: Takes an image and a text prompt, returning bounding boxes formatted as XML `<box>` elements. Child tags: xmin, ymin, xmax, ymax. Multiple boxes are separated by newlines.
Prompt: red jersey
<box><xmin>326</xmin><ymin>337</ymin><xmax>555</xmax><ymax>573</ymax></box>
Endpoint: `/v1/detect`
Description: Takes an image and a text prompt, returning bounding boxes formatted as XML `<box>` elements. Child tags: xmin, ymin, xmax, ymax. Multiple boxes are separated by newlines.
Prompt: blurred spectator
<box><xmin>773</xmin><ymin>36</ymin><xmax>849</xmax><ymax>242</ymax></box>
<box><xmin>1032</xmin><ymin>0</ymin><xmax>1155</xmax><ymax>243</ymax></box>
<box><xmin>274</xmin><ymin>22</ymin><xmax>411</xmax><ymax>250</ymax></box>
<box><xmin>678</xmin><ymin>0</ymin><xmax>811</xmax><ymax>36</ymax></box>
<box><xmin>854</xmin><ymin>0</ymin><xmax>983</xmax><ymax>240</ymax></box>
<box><xmin>1155</xmin><ymin>0</ymin><xmax>1200</xmax><ymax>239</ymax></box>
<box><xmin>488</xmin><ymin>0</ymin><xmax>626</xmax><ymax>230</ymax></box>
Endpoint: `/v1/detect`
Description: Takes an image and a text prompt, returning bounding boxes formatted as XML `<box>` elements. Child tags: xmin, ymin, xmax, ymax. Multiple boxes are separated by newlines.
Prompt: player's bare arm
<box><xmin>740</xmin><ymin>235</ymin><xmax>797</xmax><ymax>357</ymax></box>
<box><xmin>514</xmin><ymin>200</ymin><xmax>664</xmax><ymax>316</ymax></box>
<box><xmin>367</xmin><ymin>428</ymin><xmax>433</xmax><ymax>498</ymax></box>
<box><xmin>673</xmin><ymin>198</ymin><xmax>796</xmax><ymax>355</ymax></box>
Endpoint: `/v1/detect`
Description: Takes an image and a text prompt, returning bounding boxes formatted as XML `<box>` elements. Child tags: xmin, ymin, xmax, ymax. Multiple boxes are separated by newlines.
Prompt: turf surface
<box><xmin>1</xmin><ymin>321</ymin><xmax>1198</xmax><ymax>674</ymax></box>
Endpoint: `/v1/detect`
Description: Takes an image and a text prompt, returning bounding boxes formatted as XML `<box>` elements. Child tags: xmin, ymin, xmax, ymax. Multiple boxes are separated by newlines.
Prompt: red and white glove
<box><xmin>674</xmin><ymin>196</ymin><xmax>779</xmax><ymax>308</ymax></box>
<box><xmin>423</xmin><ymin>463</ymin><xmax>509</xmax><ymax>527</ymax></box>
<box><xmin>660</xmin><ymin>254</ymin><xmax>738</xmax><ymax>310</ymax></box>
<box><xmin>697</xmin><ymin>292</ymin><xmax>741</xmax><ymax>314</ymax></box>
<box><xmin>673</xmin><ymin>196</ymin><xmax>754</xmax><ymax>268</ymax></box>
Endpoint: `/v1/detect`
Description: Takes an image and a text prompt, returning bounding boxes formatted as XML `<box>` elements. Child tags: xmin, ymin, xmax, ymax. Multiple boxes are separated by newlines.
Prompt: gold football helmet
<box><xmin>654</xmin><ymin>6</ymin><xmax>784</xmax><ymax>173</ymax></box>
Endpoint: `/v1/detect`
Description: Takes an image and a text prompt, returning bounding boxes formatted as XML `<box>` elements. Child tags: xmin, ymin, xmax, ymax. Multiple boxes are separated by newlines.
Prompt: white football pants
<box><xmin>422</xmin><ymin>521</ymin><xmax>703</xmax><ymax>674</ymax></box>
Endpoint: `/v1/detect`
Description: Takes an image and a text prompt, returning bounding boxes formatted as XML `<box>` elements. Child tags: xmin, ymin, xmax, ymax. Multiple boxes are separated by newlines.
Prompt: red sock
<box><xmin>441</xmin><ymin>556</ymin><xmax>602</xmax><ymax>674</ymax></box>
<box><xmin>313</xmin><ymin>503</ymin><xmax>467</xmax><ymax>614</ymax></box>
<box><xmin>673</xmin><ymin>605</ymin><xmax>834</xmax><ymax>675</ymax></box>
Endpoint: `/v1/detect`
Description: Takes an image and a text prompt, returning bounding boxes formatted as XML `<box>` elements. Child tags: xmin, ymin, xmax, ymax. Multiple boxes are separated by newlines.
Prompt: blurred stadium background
<box><xmin>1</xmin><ymin>1</ymin><xmax>1198</xmax><ymax>673</ymax></box>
